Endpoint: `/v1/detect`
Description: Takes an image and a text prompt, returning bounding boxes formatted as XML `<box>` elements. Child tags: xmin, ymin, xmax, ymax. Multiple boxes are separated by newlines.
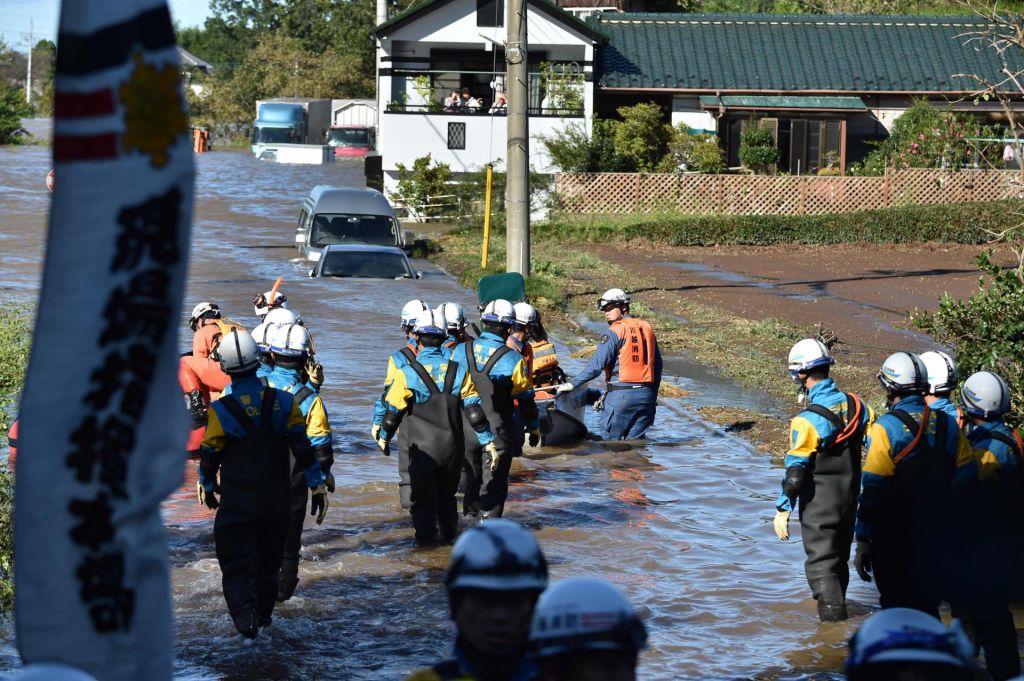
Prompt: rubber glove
<box><xmin>185</xmin><ymin>390</ymin><xmax>208</xmax><ymax>428</ymax></box>
<box><xmin>594</xmin><ymin>392</ymin><xmax>606</xmax><ymax>412</ymax></box>
<box><xmin>773</xmin><ymin>510</ymin><xmax>791</xmax><ymax>541</ymax></box>
<box><xmin>324</xmin><ymin>472</ymin><xmax>336</xmax><ymax>494</ymax></box>
<box><xmin>528</xmin><ymin>429</ymin><xmax>541</xmax><ymax>447</ymax></box>
<box><xmin>197</xmin><ymin>480</ymin><xmax>219</xmax><ymax>510</ymax></box>
<box><xmin>309</xmin><ymin>485</ymin><xmax>329</xmax><ymax>524</ymax></box>
<box><xmin>485</xmin><ymin>442</ymin><xmax>499</xmax><ymax>472</ymax></box>
<box><xmin>555</xmin><ymin>382</ymin><xmax>574</xmax><ymax>395</ymax></box>
<box><xmin>305</xmin><ymin>359</ymin><xmax>324</xmax><ymax>389</ymax></box>
<box><xmin>371</xmin><ymin>424</ymin><xmax>381</xmax><ymax>441</ymax></box>
<box><xmin>377</xmin><ymin>434</ymin><xmax>391</xmax><ymax>457</ymax></box>
<box><xmin>854</xmin><ymin>540</ymin><xmax>873</xmax><ymax>582</ymax></box>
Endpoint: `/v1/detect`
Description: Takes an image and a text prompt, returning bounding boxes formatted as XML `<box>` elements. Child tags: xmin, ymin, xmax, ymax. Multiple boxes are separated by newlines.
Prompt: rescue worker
<box><xmin>919</xmin><ymin>350</ymin><xmax>963</xmax><ymax>426</ymax></box>
<box><xmin>404</xmin><ymin>519</ymin><xmax>548</xmax><ymax>681</ymax></box>
<box><xmin>263</xmin><ymin>306</ymin><xmax>324</xmax><ymax>390</ymax></box>
<box><xmin>197</xmin><ymin>330</ymin><xmax>329</xmax><ymax>638</ymax></box>
<box><xmin>953</xmin><ymin>371</ymin><xmax>1023</xmax><ymax>680</ymax></box>
<box><xmin>560</xmin><ymin>289</ymin><xmax>661</xmax><ymax>441</ymax></box>
<box><xmin>457</xmin><ymin>300</ymin><xmax>540</xmax><ymax>519</ymax></box>
<box><xmin>373</xmin><ymin>299</ymin><xmax>430</xmax><ymax>509</ymax></box>
<box><xmin>530</xmin><ymin>577</ymin><xmax>647</xmax><ymax>681</ymax></box>
<box><xmin>853</xmin><ymin>352</ymin><xmax>974</xmax><ymax>618</ymax></box>
<box><xmin>507</xmin><ymin>303</ymin><xmax>537</xmax><ymax>375</ymax></box>
<box><xmin>179</xmin><ymin>302</ymin><xmax>232</xmax><ymax>428</ymax></box>
<box><xmin>251</xmin><ymin>321</ymin><xmax>275</xmax><ymax>380</ymax></box>
<box><xmin>772</xmin><ymin>339</ymin><xmax>872</xmax><ymax>622</ymax></box>
<box><xmin>376</xmin><ymin>309</ymin><xmax>497</xmax><ymax>545</ymax></box>
<box><xmin>845</xmin><ymin>608</ymin><xmax>975</xmax><ymax>681</ymax></box>
<box><xmin>437</xmin><ymin>302</ymin><xmax>468</xmax><ymax>350</ymax></box>
<box><xmin>265</xmin><ymin>323</ymin><xmax>334</xmax><ymax>601</ymax></box>
<box><xmin>253</xmin><ymin>289</ymin><xmax>287</xmax><ymax>320</ymax></box>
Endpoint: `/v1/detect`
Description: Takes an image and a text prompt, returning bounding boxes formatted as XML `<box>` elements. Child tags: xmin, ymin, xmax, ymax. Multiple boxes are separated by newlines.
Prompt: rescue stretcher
<box><xmin>477</xmin><ymin>273</ymin><xmax>588</xmax><ymax>446</ymax></box>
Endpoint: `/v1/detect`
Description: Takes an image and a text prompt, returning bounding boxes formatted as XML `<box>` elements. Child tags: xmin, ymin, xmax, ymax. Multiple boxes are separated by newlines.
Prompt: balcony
<box><xmin>384</xmin><ymin>103</ymin><xmax>584</xmax><ymax>118</ymax></box>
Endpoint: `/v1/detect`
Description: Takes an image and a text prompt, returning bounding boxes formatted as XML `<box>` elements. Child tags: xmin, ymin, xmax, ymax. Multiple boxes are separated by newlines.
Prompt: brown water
<box><xmin>0</xmin><ymin>144</ymin><xmax>861</xmax><ymax>680</ymax></box>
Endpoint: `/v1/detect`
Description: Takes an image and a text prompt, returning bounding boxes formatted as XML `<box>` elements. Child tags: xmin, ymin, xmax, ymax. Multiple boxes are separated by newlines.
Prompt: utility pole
<box><xmin>505</xmin><ymin>0</ymin><xmax>529</xmax><ymax>276</ymax></box>
<box><xmin>25</xmin><ymin>18</ymin><xmax>32</xmax><ymax>105</ymax></box>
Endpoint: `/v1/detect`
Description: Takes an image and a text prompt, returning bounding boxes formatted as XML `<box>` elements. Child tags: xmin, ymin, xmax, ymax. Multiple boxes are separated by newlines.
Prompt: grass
<box><xmin>0</xmin><ymin>301</ymin><xmax>29</xmax><ymax>613</ymax></box>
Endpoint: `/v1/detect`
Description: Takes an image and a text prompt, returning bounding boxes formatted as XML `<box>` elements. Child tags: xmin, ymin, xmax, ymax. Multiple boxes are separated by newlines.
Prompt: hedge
<box><xmin>537</xmin><ymin>200</ymin><xmax>1022</xmax><ymax>247</ymax></box>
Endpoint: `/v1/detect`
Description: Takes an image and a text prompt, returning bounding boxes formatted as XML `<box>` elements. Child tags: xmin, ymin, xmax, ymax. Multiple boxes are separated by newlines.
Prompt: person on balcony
<box><xmin>444</xmin><ymin>90</ymin><xmax>462</xmax><ymax>112</ymax></box>
<box><xmin>489</xmin><ymin>94</ymin><xmax>507</xmax><ymax>114</ymax></box>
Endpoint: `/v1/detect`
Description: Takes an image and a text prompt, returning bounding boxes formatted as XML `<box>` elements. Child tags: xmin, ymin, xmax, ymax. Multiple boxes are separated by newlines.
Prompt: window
<box><xmin>477</xmin><ymin>0</ymin><xmax>503</xmax><ymax>27</ymax></box>
<box><xmin>448</xmin><ymin>122</ymin><xmax>466</xmax><ymax>150</ymax></box>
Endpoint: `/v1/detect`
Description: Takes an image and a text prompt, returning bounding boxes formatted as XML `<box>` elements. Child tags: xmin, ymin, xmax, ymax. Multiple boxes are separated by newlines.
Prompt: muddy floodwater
<box><xmin>1</xmin><ymin>143</ymin><xmax>880</xmax><ymax>680</ymax></box>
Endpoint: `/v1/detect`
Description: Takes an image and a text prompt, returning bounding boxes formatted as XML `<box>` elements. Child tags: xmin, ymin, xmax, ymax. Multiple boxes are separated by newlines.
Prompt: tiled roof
<box><xmin>698</xmin><ymin>95</ymin><xmax>867</xmax><ymax>109</ymax></box>
<box><xmin>591</xmin><ymin>13</ymin><xmax>1020</xmax><ymax>93</ymax></box>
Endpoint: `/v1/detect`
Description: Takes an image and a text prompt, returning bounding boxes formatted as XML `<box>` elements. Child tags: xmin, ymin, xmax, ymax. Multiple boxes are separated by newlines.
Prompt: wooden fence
<box><xmin>554</xmin><ymin>169</ymin><xmax>1022</xmax><ymax>215</ymax></box>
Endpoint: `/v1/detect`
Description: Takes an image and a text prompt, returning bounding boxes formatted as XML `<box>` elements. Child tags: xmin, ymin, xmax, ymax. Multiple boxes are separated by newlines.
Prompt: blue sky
<box><xmin>0</xmin><ymin>0</ymin><xmax>214</xmax><ymax>50</ymax></box>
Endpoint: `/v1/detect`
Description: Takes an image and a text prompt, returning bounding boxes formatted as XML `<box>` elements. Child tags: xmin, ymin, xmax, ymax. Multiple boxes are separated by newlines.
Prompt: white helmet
<box><xmin>959</xmin><ymin>371</ymin><xmax>1011</xmax><ymax>419</ymax></box>
<box><xmin>217</xmin><ymin>330</ymin><xmax>260</xmax><ymax>373</ymax></box>
<box><xmin>597</xmin><ymin>288</ymin><xmax>629</xmax><ymax>311</ymax></box>
<box><xmin>877</xmin><ymin>352</ymin><xmax>928</xmax><ymax>395</ymax></box>
<box><xmin>270</xmin><ymin>323</ymin><xmax>311</xmax><ymax>357</ymax></box>
<box><xmin>787</xmin><ymin>338</ymin><xmax>834</xmax><ymax>375</ymax></box>
<box><xmin>481</xmin><ymin>299</ymin><xmax>515</xmax><ymax>326</ymax></box>
<box><xmin>919</xmin><ymin>351</ymin><xmax>959</xmax><ymax>395</ymax></box>
<box><xmin>188</xmin><ymin>301</ymin><xmax>220</xmax><ymax>331</ymax></box>
<box><xmin>437</xmin><ymin>302</ymin><xmax>466</xmax><ymax>333</ymax></box>
<box><xmin>251</xmin><ymin>321</ymin><xmax>274</xmax><ymax>351</ymax></box>
<box><xmin>254</xmin><ymin>290</ymin><xmax>287</xmax><ymax>318</ymax></box>
<box><xmin>402</xmin><ymin>299</ymin><xmax>430</xmax><ymax>328</ymax></box>
<box><xmin>513</xmin><ymin>302</ymin><xmax>539</xmax><ymax>328</ymax></box>
<box><xmin>264</xmin><ymin>307</ymin><xmax>298</xmax><ymax>327</ymax></box>
<box><xmin>845</xmin><ymin>608</ymin><xmax>973</xmax><ymax>676</ymax></box>
<box><xmin>530</xmin><ymin>577</ymin><xmax>647</xmax><ymax>659</ymax></box>
<box><xmin>445</xmin><ymin>519</ymin><xmax>548</xmax><ymax>592</ymax></box>
<box><xmin>12</xmin><ymin>665</ymin><xmax>99</xmax><ymax>681</ymax></box>
<box><xmin>414</xmin><ymin>309</ymin><xmax>447</xmax><ymax>338</ymax></box>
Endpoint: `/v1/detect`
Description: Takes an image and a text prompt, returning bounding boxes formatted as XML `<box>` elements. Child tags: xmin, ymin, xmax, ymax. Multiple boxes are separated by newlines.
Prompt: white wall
<box><xmin>333</xmin><ymin>102</ymin><xmax>378</xmax><ymax>127</ymax></box>
<box><xmin>671</xmin><ymin>96</ymin><xmax>717</xmax><ymax>133</ymax></box>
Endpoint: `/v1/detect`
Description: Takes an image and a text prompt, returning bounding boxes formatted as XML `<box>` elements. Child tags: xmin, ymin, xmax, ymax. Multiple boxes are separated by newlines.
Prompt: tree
<box><xmin>0</xmin><ymin>82</ymin><xmax>30</xmax><ymax>144</ymax></box>
<box><xmin>613</xmin><ymin>102</ymin><xmax>671</xmax><ymax>172</ymax></box>
<box><xmin>659</xmin><ymin>125</ymin><xmax>726</xmax><ymax>173</ymax></box>
<box><xmin>541</xmin><ymin>119</ymin><xmax>628</xmax><ymax>172</ymax></box>
<box><xmin>738</xmin><ymin>124</ymin><xmax>779</xmax><ymax>174</ymax></box>
<box><xmin>391</xmin><ymin>154</ymin><xmax>454</xmax><ymax>216</ymax></box>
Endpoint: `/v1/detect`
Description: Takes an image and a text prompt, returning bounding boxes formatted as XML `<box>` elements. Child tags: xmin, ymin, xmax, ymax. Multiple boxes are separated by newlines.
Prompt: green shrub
<box><xmin>0</xmin><ymin>82</ymin><xmax>31</xmax><ymax>145</ymax></box>
<box><xmin>613</xmin><ymin>102</ymin><xmax>671</xmax><ymax>172</ymax></box>
<box><xmin>391</xmin><ymin>154</ymin><xmax>453</xmax><ymax>217</ymax></box>
<box><xmin>659</xmin><ymin>126</ymin><xmax>726</xmax><ymax>174</ymax></box>
<box><xmin>537</xmin><ymin>200</ymin><xmax>1020</xmax><ymax>247</ymax></box>
<box><xmin>0</xmin><ymin>302</ymin><xmax>29</xmax><ymax>613</ymax></box>
<box><xmin>540</xmin><ymin>119</ymin><xmax>627</xmax><ymax>173</ymax></box>
<box><xmin>911</xmin><ymin>250</ymin><xmax>1024</xmax><ymax>428</ymax></box>
<box><xmin>738</xmin><ymin>124</ymin><xmax>779</xmax><ymax>174</ymax></box>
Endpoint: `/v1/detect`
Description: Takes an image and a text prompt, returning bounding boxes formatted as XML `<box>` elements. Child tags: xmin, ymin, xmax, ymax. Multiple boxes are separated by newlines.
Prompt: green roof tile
<box><xmin>698</xmin><ymin>95</ymin><xmax>867</xmax><ymax>109</ymax></box>
<box><xmin>590</xmin><ymin>13</ymin><xmax>1023</xmax><ymax>93</ymax></box>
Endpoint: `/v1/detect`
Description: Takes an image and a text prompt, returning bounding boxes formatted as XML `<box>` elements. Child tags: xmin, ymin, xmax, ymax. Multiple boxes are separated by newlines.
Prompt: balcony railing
<box><xmin>385</xmin><ymin>103</ymin><xmax>584</xmax><ymax>117</ymax></box>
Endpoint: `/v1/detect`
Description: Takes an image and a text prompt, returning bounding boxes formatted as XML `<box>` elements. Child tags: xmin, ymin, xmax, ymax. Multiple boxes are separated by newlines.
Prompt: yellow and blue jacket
<box><xmin>969</xmin><ymin>419</ymin><xmax>1022</xmax><ymax>483</ymax></box>
<box><xmin>382</xmin><ymin>347</ymin><xmax>493</xmax><ymax>445</ymax></box>
<box><xmin>267</xmin><ymin>365</ymin><xmax>332</xmax><ymax>450</ymax></box>
<box><xmin>403</xmin><ymin>645</ymin><xmax>537</xmax><ymax>681</ymax></box>
<box><xmin>855</xmin><ymin>395</ymin><xmax>975</xmax><ymax>540</ymax></box>
<box><xmin>453</xmin><ymin>332</ymin><xmax>539</xmax><ymax>431</ymax></box>
<box><xmin>373</xmin><ymin>337</ymin><xmax>418</xmax><ymax>426</ymax></box>
<box><xmin>200</xmin><ymin>375</ymin><xmax>322</xmax><ymax>487</ymax></box>
<box><xmin>775</xmin><ymin>378</ymin><xmax>874</xmax><ymax>512</ymax></box>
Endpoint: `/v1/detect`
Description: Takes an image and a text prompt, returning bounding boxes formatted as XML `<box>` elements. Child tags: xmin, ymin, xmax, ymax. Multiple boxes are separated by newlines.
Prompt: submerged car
<box><xmin>308</xmin><ymin>244</ymin><xmax>420</xmax><ymax>279</ymax></box>
<box><xmin>295</xmin><ymin>185</ymin><xmax>413</xmax><ymax>262</ymax></box>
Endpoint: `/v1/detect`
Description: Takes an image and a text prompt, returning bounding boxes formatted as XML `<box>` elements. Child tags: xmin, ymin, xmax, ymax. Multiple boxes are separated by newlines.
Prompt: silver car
<box><xmin>295</xmin><ymin>186</ymin><xmax>413</xmax><ymax>262</ymax></box>
<box><xmin>307</xmin><ymin>244</ymin><xmax>421</xmax><ymax>279</ymax></box>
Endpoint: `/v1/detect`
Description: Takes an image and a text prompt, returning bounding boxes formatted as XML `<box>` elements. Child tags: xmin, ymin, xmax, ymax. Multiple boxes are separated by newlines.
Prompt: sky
<box><xmin>0</xmin><ymin>0</ymin><xmax>214</xmax><ymax>50</ymax></box>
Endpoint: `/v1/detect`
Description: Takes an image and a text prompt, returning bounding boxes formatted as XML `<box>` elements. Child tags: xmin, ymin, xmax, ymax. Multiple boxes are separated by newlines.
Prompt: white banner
<box><xmin>15</xmin><ymin>1</ymin><xmax>193</xmax><ymax>678</ymax></box>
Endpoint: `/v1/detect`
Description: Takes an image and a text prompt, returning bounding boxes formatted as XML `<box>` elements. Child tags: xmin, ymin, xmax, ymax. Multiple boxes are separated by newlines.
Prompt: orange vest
<box><xmin>607</xmin><ymin>317</ymin><xmax>656</xmax><ymax>384</ymax></box>
<box><xmin>531</xmin><ymin>339</ymin><xmax>559</xmax><ymax>374</ymax></box>
<box><xmin>193</xmin><ymin>318</ymin><xmax>246</xmax><ymax>358</ymax></box>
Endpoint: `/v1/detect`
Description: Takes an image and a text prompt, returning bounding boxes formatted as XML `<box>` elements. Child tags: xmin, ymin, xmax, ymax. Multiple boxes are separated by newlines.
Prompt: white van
<box><xmin>295</xmin><ymin>186</ymin><xmax>411</xmax><ymax>262</ymax></box>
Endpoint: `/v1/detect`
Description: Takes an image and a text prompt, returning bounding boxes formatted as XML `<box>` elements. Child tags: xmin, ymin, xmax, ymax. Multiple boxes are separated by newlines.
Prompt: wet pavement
<box><xmin>0</xmin><ymin>144</ymin><xmax>880</xmax><ymax>680</ymax></box>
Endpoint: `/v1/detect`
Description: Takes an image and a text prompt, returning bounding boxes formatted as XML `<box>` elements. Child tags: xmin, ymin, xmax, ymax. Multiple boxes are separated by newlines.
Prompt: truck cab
<box><xmin>327</xmin><ymin>125</ymin><xmax>376</xmax><ymax>157</ymax></box>
<box><xmin>295</xmin><ymin>186</ymin><xmax>413</xmax><ymax>262</ymax></box>
<box><xmin>251</xmin><ymin>103</ymin><xmax>307</xmax><ymax>154</ymax></box>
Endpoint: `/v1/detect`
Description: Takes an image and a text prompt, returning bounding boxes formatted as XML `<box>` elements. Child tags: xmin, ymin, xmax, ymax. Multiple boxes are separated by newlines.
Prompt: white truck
<box><xmin>251</xmin><ymin>98</ymin><xmax>332</xmax><ymax>164</ymax></box>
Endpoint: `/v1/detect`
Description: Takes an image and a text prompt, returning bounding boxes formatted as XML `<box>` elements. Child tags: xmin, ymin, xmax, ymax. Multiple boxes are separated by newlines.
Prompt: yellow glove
<box><xmin>773</xmin><ymin>510</ymin><xmax>791</xmax><ymax>541</ymax></box>
<box><xmin>306</xmin><ymin>359</ymin><xmax>324</xmax><ymax>388</ymax></box>
<box><xmin>485</xmin><ymin>442</ymin><xmax>500</xmax><ymax>472</ymax></box>
<box><xmin>310</xmin><ymin>485</ymin><xmax>329</xmax><ymax>524</ymax></box>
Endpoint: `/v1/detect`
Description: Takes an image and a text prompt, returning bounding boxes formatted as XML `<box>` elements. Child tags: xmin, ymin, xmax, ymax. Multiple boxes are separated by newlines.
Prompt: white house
<box><xmin>372</xmin><ymin>0</ymin><xmax>605</xmax><ymax>192</ymax></box>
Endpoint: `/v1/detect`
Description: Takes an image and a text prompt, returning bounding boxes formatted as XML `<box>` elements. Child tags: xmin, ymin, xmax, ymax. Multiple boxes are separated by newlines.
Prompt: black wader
<box><xmin>212</xmin><ymin>389</ymin><xmax>292</xmax><ymax>635</ymax></box>
<box><xmin>277</xmin><ymin>385</ymin><xmax>315</xmax><ymax>602</ymax></box>
<box><xmin>404</xmin><ymin>361</ymin><xmax>464</xmax><ymax>544</ymax></box>
<box><xmin>394</xmin><ymin>346</ymin><xmax>417</xmax><ymax>509</ymax></box>
<box><xmin>462</xmin><ymin>342</ymin><xmax>517</xmax><ymax>518</ymax></box>
<box><xmin>797</xmin><ymin>395</ymin><xmax>865</xmax><ymax>622</ymax></box>
<box><xmin>869</xmin><ymin>409</ymin><xmax>952</xmax><ymax>618</ymax></box>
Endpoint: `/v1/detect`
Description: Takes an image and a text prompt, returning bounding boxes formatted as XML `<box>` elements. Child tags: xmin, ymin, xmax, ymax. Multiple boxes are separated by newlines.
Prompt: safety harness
<box><xmin>406</xmin><ymin>359</ymin><xmax>458</xmax><ymax>397</ymax></box>
<box><xmin>985</xmin><ymin>428</ymin><xmax>1024</xmax><ymax>476</ymax></box>
<box><xmin>889</xmin><ymin>405</ymin><xmax>946</xmax><ymax>465</ymax></box>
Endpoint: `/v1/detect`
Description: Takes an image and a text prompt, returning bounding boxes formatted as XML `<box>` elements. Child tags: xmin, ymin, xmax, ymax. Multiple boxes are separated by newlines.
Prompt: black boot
<box><xmin>185</xmin><ymin>390</ymin><xmax>207</xmax><ymax>428</ymax></box>
<box><xmin>230</xmin><ymin>608</ymin><xmax>259</xmax><ymax>639</ymax></box>
<box><xmin>812</xmin><ymin>576</ymin><xmax>848</xmax><ymax>622</ymax></box>
<box><xmin>276</xmin><ymin>577</ymin><xmax>298</xmax><ymax>603</ymax></box>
